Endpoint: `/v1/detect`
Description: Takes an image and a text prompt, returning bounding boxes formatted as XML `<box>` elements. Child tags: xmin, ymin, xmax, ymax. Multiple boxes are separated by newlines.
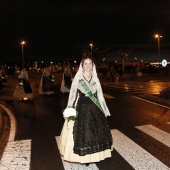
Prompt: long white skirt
<box><xmin>60</xmin><ymin>77</ymin><xmax>70</xmax><ymax>93</ymax></box>
<box><xmin>58</xmin><ymin>119</ymin><xmax>113</xmax><ymax>164</ymax></box>
<box><xmin>13</xmin><ymin>84</ymin><xmax>33</xmax><ymax>99</ymax></box>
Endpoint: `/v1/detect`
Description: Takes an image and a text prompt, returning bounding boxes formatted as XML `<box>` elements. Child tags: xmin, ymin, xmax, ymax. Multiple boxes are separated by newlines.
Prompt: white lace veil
<box><xmin>18</xmin><ymin>69</ymin><xmax>29</xmax><ymax>80</ymax></box>
<box><xmin>67</xmin><ymin>61</ymin><xmax>111</xmax><ymax>117</ymax></box>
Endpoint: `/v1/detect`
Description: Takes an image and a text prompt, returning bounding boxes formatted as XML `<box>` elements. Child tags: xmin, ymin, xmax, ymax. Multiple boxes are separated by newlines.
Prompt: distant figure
<box><xmin>13</xmin><ymin>68</ymin><xmax>33</xmax><ymax>100</ymax></box>
<box><xmin>0</xmin><ymin>68</ymin><xmax>7</xmax><ymax>83</ymax></box>
<box><xmin>60</xmin><ymin>65</ymin><xmax>72</xmax><ymax>93</ymax></box>
<box><xmin>0</xmin><ymin>69</ymin><xmax>3</xmax><ymax>90</ymax></box>
<box><xmin>102</xmin><ymin>67</ymin><xmax>107</xmax><ymax>81</ymax></box>
<box><xmin>118</xmin><ymin>67</ymin><xmax>123</xmax><ymax>79</ymax></box>
<box><xmin>0</xmin><ymin>77</ymin><xmax>3</xmax><ymax>90</ymax></box>
<box><xmin>114</xmin><ymin>73</ymin><xmax>120</xmax><ymax>82</ymax></box>
<box><xmin>38</xmin><ymin>67</ymin><xmax>54</xmax><ymax>95</ymax></box>
<box><xmin>110</xmin><ymin>66</ymin><xmax>115</xmax><ymax>82</ymax></box>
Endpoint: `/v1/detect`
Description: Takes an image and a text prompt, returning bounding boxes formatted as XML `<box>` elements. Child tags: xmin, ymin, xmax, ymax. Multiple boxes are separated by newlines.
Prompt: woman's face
<box><xmin>82</xmin><ymin>58</ymin><xmax>93</xmax><ymax>72</ymax></box>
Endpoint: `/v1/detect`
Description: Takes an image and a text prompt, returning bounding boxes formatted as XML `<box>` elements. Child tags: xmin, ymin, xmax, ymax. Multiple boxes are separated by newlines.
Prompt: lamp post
<box><xmin>21</xmin><ymin>41</ymin><xmax>25</xmax><ymax>69</ymax></box>
<box><xmin>154</xmin><ymin>34</ymin><xmax>162</xmax><ymax>65</ymax></box>
<box><xmin>90</xmin><ymin>43</ymin><xmax>93</xmax><ymax>58</ymax></box>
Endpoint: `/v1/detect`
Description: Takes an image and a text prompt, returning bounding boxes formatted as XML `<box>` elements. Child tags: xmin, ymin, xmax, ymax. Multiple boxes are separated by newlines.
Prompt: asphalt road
<box><xmin>0</xmin><ymin>73</ymin><xmax>170</xmax><ymax>170</ymax></box>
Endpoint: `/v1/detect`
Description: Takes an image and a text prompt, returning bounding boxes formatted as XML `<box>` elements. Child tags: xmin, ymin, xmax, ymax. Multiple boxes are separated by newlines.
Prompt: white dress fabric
<box><xmin>60</xmin><ymin>68</ymin><xmax>72</xmax><ymax>93</ymax></box>
<box><xmin>58</xmin><ymin>119</ymin><xmax>112</xmax><ymax>163</ymax></box>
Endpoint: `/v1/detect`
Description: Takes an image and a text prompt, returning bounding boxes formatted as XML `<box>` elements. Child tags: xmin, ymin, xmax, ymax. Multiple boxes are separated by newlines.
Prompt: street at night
<box><xmin>0</xmin><ymin>73</ymin><xmax>170</xmax><ymax>170</ymax></box>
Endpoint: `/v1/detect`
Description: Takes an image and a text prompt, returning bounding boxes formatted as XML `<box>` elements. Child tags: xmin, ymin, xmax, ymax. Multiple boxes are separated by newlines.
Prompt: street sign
<box><xmin>162</xmin><ymin>59</ymin><xmax>167</xmax><ymax>67</ymax></box>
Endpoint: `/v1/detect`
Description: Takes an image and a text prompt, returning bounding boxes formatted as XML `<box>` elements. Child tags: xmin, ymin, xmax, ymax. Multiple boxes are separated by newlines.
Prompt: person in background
<box><xmin>38</xmin><ymin>67</ymin><xmax>54</xmax><ymax>95</ymax></box>
<box><xmin>60</xmin><ymin>65</ymin><xmax>72</xmax><ymax>93</ymax></box>
<box><xmin>13</xmin><ymin>68</ymin><xmax>33</xmax><ymax>100</ymax></box>
<box><xmin>0</xmin><ymin>75</ymin><xmax>3</xmax><ymax>91</ymax></box>
<box><xmin>110</xmin><ymin>66</ymin><xmax>115</xmax><ymax>82</ymax></box>
<box><xmin>0</xmin><ymin>68</ymin><xmax>7</xmax><ymax>84</ymax></box>
<box><xmin>58</xmin><ymin>55</ymin><xmax>112</xmax><ymax>166</ymax></box>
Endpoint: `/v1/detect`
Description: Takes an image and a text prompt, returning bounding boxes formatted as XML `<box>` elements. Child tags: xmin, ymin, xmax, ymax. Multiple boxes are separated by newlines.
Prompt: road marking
<box><xmin>111</xmin><ymin>129</ymin><xmax>170</xmax><ymax>170</ymax></box>
<box><xmin>135</xmin><ymin>124</ymin><xmax>170</xmax><ymax>148</ymax></box>
<box><xmin>103</xmin><ymin>93</ymin><xmax>114</xmax><ymax>98</ymax></box>
<box><xmin>55</xmin><ymin>137</ymin><xmax>99</xmax><ymax>170</ymax></box>
<box><xmin>0</xmin><ymin>104</ymin><xmax>16</xmax><ymax>141</ymax></box>
<box><xmin>132</xmin><ymin>96</ymin><xmax>170</xmax><ymax>109</ymax></box>
<box><xmin>0</xmin><ymin>140</ymin><xmax>31</xmax><ymax>170</ymax></box>
<box><xmin>0</xmin><ymin>104</ymin><xmax>31</xmax><ymax>170</ymax></box>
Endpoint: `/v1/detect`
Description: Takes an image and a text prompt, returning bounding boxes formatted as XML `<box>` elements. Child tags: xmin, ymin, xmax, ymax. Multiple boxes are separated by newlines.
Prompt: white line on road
<box><xmin>111</xmin><ymin>129</ymin><xmax>170</xmax><ymax>170</ymax></box>
<box><xmin>0</xmin><ymin>104</ymin><xmax>16</xmax><ymax>141</ymax></box>
<box><xmin>0</xmin><ymin>140</ymin><xmax>31</xmax><ymax>170</ymax></box>
<box><xmin>132</xmin><ymin>96</ymin><xmax>170</xmax><ymax>109</ymax></box>
<box><xmin>135</xmin><ymin>124</ymin><xmax>170</xmax><ymax>148</ymax></box>
<box><xmin>103</xmin><ymin>93</ymin><xmax>114</xmax><ymax>98</ymax></box>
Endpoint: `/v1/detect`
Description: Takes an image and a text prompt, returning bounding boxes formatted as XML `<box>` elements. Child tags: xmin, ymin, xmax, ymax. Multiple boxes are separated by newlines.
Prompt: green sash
<box><xmin>79</xmin><ymin>79</ymin><xmax>104</xmax><ymax>113</ymax></box>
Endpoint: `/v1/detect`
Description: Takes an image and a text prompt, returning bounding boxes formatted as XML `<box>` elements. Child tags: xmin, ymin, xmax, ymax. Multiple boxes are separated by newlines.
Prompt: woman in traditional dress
<box><xmin>58</xmin><ymin>55</ymin><xmax>113</xmax><ymax>165</ymax></box>
<box><xmin>13</xmin><ymin>68</ymin><xmax>33</xmax><ymax>100</ymax></box>
<box><xmin>38</xmin><ymin>67</ymin><xmax>54</xmax><ymax>95</ymax></box>
<box><xmin>60</xmin><ymin>65</ymin><xmax>72</xmax><ymax>93</ymax></box>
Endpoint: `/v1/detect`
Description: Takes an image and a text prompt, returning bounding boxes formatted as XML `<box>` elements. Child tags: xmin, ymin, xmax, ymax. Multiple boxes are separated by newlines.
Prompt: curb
<box><xmin>0</xmin><ymin>104</ymin><xmax>16</xmax><ymax>142</ymax></box>
<box><xmin>0</xmin><ymin>112</ymin><xmax>4</xmax><ymax>137</ymax></box>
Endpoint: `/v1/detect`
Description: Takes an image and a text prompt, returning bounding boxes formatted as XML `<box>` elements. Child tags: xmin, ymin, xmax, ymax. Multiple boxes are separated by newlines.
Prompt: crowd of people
<box><xmin>11</xmin><ymin>65</ymin><xmax>72</xmax><ymax>100</ymax></box>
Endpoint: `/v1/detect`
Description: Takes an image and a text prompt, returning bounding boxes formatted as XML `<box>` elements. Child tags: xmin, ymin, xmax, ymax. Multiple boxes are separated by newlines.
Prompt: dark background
<box><xmin>1</xmin><ymin>1</ymin><xmax>170</xmax><ymax>62</ymax></box>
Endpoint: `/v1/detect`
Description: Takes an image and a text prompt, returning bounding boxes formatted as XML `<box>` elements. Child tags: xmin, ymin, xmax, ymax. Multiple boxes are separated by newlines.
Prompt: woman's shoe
<box><xmin>85</xmin><ymin>163</ymin><xmax>90</xmax><ymax>167</ymax></box>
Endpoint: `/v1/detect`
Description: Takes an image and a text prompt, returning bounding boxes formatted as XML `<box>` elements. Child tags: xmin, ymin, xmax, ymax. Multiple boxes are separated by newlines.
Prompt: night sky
<box><xmin>1</xmin><ymin>1</ymin><xmax>170</xmax><ymax>62</ymax></box>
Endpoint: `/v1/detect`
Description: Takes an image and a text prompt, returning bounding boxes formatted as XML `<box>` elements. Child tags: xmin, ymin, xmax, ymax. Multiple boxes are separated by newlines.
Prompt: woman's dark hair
<box><xmin>81</xmin><ymin>51</ymin><xmax>93</xmax><ymax>64</ymax></box>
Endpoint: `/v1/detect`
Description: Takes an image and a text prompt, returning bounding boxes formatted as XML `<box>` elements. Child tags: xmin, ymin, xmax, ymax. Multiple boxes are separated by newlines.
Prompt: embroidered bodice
<box><xmin>77</xmin><ymin>77</ymin><xmax>97</xmax><ymax>96</ymax></box>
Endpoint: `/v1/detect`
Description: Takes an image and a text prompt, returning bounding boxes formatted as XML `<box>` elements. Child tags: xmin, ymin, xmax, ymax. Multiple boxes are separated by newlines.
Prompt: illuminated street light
<box><xmin>154</xmin><ymin>34</ymin><xmax>162</xmax><ymax>65</ymax></box>
<box><xmin>90</xmin><ymin>43</ymin><xmax>93</xmax><ymax>58</ymax></box>
<box><xmin>21</xmin><ymin>41</ymin><xmax>26</xmax><ymax>69</ymax></box>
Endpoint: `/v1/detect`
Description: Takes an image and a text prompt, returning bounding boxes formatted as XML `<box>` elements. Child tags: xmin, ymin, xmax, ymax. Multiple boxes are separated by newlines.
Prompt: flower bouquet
<box><xmin>19</xmin><ymin>80</ymin><xmax>23</xmax><ymax>86</ymax></box>
<box><xmin>63</xmin><ymin>108</ymin><xmax>77</xmax><ymax>129</ymax></box>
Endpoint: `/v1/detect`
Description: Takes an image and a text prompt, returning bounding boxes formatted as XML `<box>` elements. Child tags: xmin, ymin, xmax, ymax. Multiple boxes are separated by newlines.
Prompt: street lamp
<box><xmin>154</xmin><ymin>34</ymin><xmax>162</xmax><ymax>65</ymax></box>
<box><xmin>21</xmin><ymin>41</ymin><xmax>25</xmax><ymax>69</ymax></box>
<box><xmin>90</xmin><ymin>43</ymin><xmax>93</xmax><ymax>58</ymax></box>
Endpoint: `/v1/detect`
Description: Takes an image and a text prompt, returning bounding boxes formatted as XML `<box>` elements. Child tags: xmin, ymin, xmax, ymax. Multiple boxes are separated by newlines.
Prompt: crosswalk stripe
<box><xmin>135</xmin><ymin>124</ymin><xmax>170</xmax><ymax>148</ymax></box>
<box><xmin>103</xmin><ymin>93</ymin><xmax>114</xmax><ymax>98</ymax></box>
<box><xmin>55</xmin><ymin>137</ymin><xmax>99</xmax><ymax>170</ymax></box>
<box><xmin>132</xmin><ymin>96</ymin><xmax>170</xmax><ymax>109</ymax></box>
<box><xmin>111</xmin><ymin>129</ymin><xmax>170</xmax><ymax>170</ymax></box>
<box><xmin>0</xmin><ymin>140</ymin><xmax>31</xmax><ymax>170</ymax></box>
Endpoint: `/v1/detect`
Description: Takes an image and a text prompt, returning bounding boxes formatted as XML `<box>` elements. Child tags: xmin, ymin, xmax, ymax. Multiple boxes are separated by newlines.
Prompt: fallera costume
<box><xmin>38</xmin><ymin>67</ymin><xmax>54</xmax><ymax>95</ymax></box>
<box><xmin>60</xmin><ymin>67</ymin><xmax>72</xmax><ymax>93</ymax></box>
<box><xmin>58</xmin><ymin>62</ymin><xmax>113</xmax><ymax>163</ymax></box>
<box><xmin>13</xmin><ymin>69</ymin><xmax>33</xmax><ymax>100</ymax></box>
